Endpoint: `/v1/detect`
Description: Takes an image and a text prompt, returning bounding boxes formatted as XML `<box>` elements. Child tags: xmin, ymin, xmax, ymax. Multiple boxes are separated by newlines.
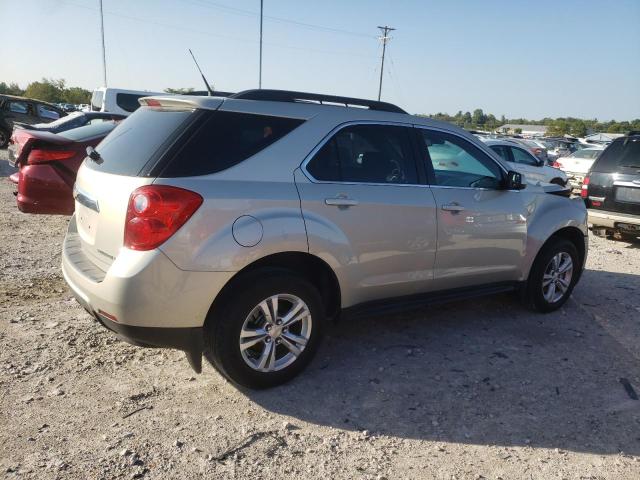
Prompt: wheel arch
<box><xmin>205</xmin><ymin>251</ymin><xmax>342</xmax><ymax>328</ymax></box>
<box><xmin>528</xmin><ymin>226</ymin><xmax>587</xmax><ymax>282</ymax></box>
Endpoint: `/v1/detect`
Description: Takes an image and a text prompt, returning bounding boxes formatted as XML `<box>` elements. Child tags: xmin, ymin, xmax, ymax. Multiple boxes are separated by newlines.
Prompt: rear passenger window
<box><xmin>162</xmin><ymin>111</ymin><xmax>304</xmax><ymax>177</ymax></box>
<box><xmin>306</xmin><ymin>124</ymin><xmax>418</xmax><ymax>184</ymax></box>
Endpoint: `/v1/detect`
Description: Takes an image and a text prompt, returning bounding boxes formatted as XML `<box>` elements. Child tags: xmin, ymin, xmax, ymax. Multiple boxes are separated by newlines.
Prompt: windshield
<box><xmin>58</xmin><ymin>121</ymin><xmax>118</xmax><ymax>141</ymax></box>
<box><xmin>42</xmin><ymin>111</ymin><xmax>83</xmax><ymax>128</ymax></box>
<box><xmin>570</xmin><ymin>149</ymin><xmax>601</xmax><ymax>159</ymax></box>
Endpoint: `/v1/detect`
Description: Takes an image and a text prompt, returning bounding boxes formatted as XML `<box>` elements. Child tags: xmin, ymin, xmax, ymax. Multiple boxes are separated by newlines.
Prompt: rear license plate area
<box><xmin>615</xmin><ymin>186</ymin><xmax>640</xmax><ymax>204</ymax></box>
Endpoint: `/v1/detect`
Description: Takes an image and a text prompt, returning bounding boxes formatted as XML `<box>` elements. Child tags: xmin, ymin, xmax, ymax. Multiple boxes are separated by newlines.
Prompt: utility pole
<box><xmin>377</xmin><ymin>25</ymin><xmax>395</xmax><ymax>101</ymax></box>
<box><xmin>99</xmin><ymin>0</ymin><xmax>107</xmax><ymax>87</ymax></box>
<box><xmin>259</xmin><ymin>0</ymin><xmax>263</xmax><ymax>88</ymax></box>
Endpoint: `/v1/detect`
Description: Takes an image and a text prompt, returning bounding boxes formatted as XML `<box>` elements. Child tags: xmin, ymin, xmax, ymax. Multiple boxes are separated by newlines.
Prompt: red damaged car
<box><xmin>9</xmin><ymin>121</ymin><xmax>120</xmax><ymax>214</ymax></box>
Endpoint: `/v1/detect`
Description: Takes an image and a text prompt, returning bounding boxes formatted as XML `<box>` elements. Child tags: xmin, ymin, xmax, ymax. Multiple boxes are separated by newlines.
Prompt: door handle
<box><xmin>441</xmin><ymin>203</ymin><xmax>465</xmax><ymax>212</ymax></box>
<box><xmin>325</xmin><ymin>196</ymin><xmax>359</xmax><ymax>207</ymax></box>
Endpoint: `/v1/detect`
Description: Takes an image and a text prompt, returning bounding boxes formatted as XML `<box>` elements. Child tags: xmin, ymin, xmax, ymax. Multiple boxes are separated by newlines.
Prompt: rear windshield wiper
<box><xmin>86</xmin><ymin>146</ymin><xmax>103</xmax><ymax>164</ymax></box>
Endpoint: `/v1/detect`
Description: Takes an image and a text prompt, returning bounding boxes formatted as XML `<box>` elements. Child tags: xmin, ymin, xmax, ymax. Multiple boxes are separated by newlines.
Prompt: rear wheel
<box><xmin>204</xmin><ymin>270</ymin><xmax>325</xmax><ymax>389</ymax></box>
<box><xmin>522</xmin><ymin>238</ymin><xmax>579</xmax><ymax>312</ymax></box>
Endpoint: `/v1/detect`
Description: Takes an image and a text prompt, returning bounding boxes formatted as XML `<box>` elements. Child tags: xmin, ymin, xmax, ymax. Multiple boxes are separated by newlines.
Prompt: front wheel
<box><xmin>521</xmin><ymin>238</ymin><xmax>579</xmax><ymax>312</ymax></box>
<box><xmin>204</xmin><ymin>270</ymin><xmax>325</xmax><ymax>389</ymax></box>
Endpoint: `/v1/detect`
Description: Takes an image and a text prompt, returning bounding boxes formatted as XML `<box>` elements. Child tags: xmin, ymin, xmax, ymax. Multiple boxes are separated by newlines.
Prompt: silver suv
<box><xmin>62</xmin><ymin>90</ymin><xmax>588</xmax><ymax>389</ymax></box>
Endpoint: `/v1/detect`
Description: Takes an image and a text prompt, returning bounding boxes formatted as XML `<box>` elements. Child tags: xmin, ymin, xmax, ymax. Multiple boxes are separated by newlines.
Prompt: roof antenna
<box><xmin>188</xmin><ymin>48</ymin><xmax>214</xmax><ymax>96</ymax></box>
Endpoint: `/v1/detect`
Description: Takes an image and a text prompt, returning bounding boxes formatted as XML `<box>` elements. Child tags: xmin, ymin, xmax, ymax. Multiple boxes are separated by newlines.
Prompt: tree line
<box><xmin>0</xmin><ymin>79</ymin><xmax>91</xmax><ymax>105</ymax></box>
<box><xmin>421</xmin><ymin>108</ymin><xmax>640</xmax><ymax>136</ymax></box>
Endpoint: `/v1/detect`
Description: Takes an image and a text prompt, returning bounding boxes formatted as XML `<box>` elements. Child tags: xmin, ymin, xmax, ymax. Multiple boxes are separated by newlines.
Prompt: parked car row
<box><xmin>0</xmin><ymin>94</ymin><xmax>66</xmax><ymax>147</ymax></box>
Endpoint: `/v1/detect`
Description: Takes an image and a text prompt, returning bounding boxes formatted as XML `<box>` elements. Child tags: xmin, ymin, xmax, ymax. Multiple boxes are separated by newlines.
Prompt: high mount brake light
<box><xmin>124</xmin><ymin>185</ymin><xmax>203</xmax><ymax>251</ymax></box>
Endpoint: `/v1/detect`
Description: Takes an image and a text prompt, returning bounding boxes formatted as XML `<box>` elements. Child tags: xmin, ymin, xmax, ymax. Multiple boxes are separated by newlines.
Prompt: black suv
<box><xmin>583</xmin><ymin>132</ymin><xmax>640</xmax><ymax>240</ymax></box>
<box><xmin>0</xmin><ymin>95</ymin><xmax>66</xmax><ymax>147</ymax></box>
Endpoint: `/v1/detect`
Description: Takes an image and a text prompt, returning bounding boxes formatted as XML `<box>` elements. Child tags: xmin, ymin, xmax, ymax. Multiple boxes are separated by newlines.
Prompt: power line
<box><xmin>377</xmin><ymin>25</ymin><xmax>395</xmax><ymax>101</ymax></box>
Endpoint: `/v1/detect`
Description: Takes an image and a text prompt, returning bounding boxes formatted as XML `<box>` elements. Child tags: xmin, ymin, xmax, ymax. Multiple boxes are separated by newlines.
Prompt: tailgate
<box><xmin>74</xmin><ymin>163</ymin><xmax>153</xmax><ymax>270</ymax></box>
<box><xmin>588</xmin><ymin>172</ymin><xmax>640</xmax><ymax>216</ymax></box>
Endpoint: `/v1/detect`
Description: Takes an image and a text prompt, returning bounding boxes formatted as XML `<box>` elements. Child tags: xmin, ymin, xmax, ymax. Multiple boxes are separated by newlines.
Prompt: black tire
<box><xmin>203</xmin><ymin>269</ymin><xmax>325</xmax><ymax>389</ymax></box>
<box><xmin>0</xmin><ymin>129</ymin><xmax>9</xmax><ymax>148</ymax></box>
<box><xmin>521</xmin><ymin>238</ymin><xmax>580</xmax><ymax>313</ymax></box>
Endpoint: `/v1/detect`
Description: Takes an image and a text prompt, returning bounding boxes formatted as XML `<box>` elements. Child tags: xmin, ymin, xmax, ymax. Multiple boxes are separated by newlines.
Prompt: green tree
<box><xmin>164</xmin><ymin>87</ymin><xmax>195</xmax><ymax>94</ymax></box>
<box><xmin>571</xmin><ymin>121</ymin><xmax>587</xmax><ymax>137</ymax></box>
<box><xmin>24</xmin><ymin>78</ymin><xmax>65</xmax><ymax>103</ymax></box>
<box><xmin>472</xmin><ymin>108</ymin><xmax>486</xmax><ymax>126</ymax></box>
<box><xmin>514</xmin><ymin>128</ymin><xmax>523</xmax><ymax>134</ymax></box>
<box><xmin>0</xmin><ymin>82</ymin><xmax>25</xmax><ymax>96</ymax></box>
<box><xmin>63</xmin><ymin>86</ymin><xmax>91</xmax><ymax>104</ymax></box>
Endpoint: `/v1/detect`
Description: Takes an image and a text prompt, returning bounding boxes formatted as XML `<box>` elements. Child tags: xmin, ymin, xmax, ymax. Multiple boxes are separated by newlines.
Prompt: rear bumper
<box><xmin>62</xmin><ymin>218</ymin><xmax>234</xmax><ymax>329</ymax></box>
<box><xmin>588</xmin><ymin>209</ymin><xmax>640</xmax><ymax>230</ymax></box>
<box><xmin>16</xmin><ymin>165</ymin><xmax>74</xmax><ymax>215</ymax></box>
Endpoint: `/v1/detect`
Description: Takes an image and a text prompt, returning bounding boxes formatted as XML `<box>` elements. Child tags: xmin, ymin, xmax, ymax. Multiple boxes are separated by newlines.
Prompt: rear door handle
<box><xmin>325</xmin><ymin>197</ymin><xmax>359</xmax><ymax>207</ymax></box>
<box><xmin>441</xmin><ymin>203</ymin><xmax>465</xmax><ymax>212</ymax></box>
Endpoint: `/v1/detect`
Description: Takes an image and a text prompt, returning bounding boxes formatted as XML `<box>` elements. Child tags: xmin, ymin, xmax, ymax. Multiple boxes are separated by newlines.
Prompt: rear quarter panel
<box><xmin>157</xmin><ymin>178</ymin><xmax>309</xmax><ymax>272</ymax></box>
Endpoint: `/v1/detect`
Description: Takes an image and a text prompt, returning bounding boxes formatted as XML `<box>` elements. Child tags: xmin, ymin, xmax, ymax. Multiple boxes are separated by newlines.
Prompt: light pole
<box><xmin>377</xmin><ymin>25</ymin><xmax>395</xmax><ymax>101</ymax></box>
<box><xmin>99</xmin><ymin>0</ymin><xmax>107</xmax><ymax>87</ymax></box>
<box><xmin>259</xmin><ymin>0</ymin><xmax>263</xmax><ymax>88</ymax></box>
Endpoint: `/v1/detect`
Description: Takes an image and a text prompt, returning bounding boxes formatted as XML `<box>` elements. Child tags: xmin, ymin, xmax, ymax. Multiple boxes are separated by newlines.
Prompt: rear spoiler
<box><xmin>138</xmin><ymin>96</ymin><xmax>224</xmax><ymax>111</ymax></box>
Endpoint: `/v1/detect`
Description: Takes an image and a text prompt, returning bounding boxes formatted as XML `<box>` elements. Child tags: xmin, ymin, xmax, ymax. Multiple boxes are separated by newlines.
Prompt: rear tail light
<box><xmin>27</xmin><ymin>148</ymin><xmax>76</xmax><ymax>164</ymax></box>
<box><xmin>580</xmin><ymin>176</ymin><xmax>590</xmax><ymax>199</ymax></box>
<box><xmin>124</xmin><ymin>185</ymin><xmax>203</xmax><ymax>251</ymax></box>
<box><xmin>552</xmin><ymin>160</ymin><xmax>563</xmax><ymax>169</ymax></box>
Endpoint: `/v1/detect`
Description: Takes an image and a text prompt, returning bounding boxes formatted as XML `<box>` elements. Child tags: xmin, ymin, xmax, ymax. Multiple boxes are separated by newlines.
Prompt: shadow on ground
<box><xmin>245</xmin><ymin>269</ymin><xmax>640</xmax><ymax>455</ymax></box>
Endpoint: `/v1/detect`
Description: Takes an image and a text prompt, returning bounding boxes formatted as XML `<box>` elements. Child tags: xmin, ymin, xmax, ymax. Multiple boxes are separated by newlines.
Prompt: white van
<box><xmin>90</xmin><ymin>87</ymin><xmax>167</xmax><ymax>115</ymax></box>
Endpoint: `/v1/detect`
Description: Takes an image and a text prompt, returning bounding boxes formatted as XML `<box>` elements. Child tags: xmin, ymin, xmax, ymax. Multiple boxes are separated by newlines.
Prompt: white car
<box><xmin>482</xmin><ymin>139</ymin><xmax>568</xmax><ymax>186</ymax></box>
<box><xmin>554</xmin><ymin>147</ymin><xmax>605</xmax><ymax>190</ymax></box>
<box><xmin>90</xmin><ymin>87</ymin><xmax>167</xmax><ymax>115</ymax></box>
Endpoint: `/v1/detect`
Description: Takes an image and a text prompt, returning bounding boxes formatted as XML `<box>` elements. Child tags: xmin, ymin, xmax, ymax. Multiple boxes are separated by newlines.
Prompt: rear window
<box><xmin>592</xmin><ymin>137</ymin><xmax>640</xmax><ymax>173</ymax></box>
<box><xmin>86</xmin><ymin>107</ymin><xmax>193</xmax><ymax>176</ymax></box>
<box><xmin>159</xmin><ymin>110</ymin><xmax>304</xmax><ymax>177</ymax></box>
<box><xmin>58</xmin><ymin>121</ymin><xmax>118</xmax><ymax>141</ymax></box>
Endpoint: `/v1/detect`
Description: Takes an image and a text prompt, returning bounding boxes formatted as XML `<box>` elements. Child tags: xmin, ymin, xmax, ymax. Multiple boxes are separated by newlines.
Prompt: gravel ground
<box><xmin>1</xmin><ymin>149</ymin><xmax>639</xmax><ymax>480</ymax></box>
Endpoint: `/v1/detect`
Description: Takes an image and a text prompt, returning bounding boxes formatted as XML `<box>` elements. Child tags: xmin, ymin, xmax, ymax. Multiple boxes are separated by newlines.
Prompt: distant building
<box><xmin>584</xmin><ymin>132</ymin><xmax>625</xmax><ymax>143</ymax></box>
<box><xmin>496</xmin><ymin>124</ymin><xmax>548</xmax><ymax>137</ymax></box>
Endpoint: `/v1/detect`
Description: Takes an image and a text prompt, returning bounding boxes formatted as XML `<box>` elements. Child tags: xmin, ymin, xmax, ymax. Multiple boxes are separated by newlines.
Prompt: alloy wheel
<box><xmin>542</xmin><ymin>252</ymin><xmax>573</xmax><ymax>303</ymax></box>
<box><xmin>239</xmin><ymin>294</ymin><xmax>312</xmax><ymax>372</ymax></box>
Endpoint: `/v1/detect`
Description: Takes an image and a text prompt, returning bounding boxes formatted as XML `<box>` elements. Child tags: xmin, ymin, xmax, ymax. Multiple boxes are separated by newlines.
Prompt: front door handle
<box><xmin>325</xmin><ymin>196</ymin><xmax>359</xmax><ymax>207</ymax></box>
<box><xmin>441</xmin><ymin>202</ymin><xmax>465</xmax><ymax>212</ymax></box>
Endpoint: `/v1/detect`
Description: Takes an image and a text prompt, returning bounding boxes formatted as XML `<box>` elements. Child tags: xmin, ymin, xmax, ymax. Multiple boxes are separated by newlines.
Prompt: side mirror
<box><xmin>505</xmin><ymin>170</ymin><xmax>526</xmax><ymax>190</ymax></box>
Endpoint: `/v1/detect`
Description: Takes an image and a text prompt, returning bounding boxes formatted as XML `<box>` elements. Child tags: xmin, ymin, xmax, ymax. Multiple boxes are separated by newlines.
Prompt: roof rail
<box><xmin>229</xmin><ymin>89</ymin><xmax>407</xmax><ymax>114</ymax></box>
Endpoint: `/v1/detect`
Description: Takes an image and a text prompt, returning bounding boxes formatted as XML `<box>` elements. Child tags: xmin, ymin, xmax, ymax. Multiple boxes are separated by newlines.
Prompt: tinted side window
<box><xmin>161</xmin><ymin>111</ymin><xmax>304</xmax><ymax>177</ymax></box>
<box><xmin>592</xmin><ymin>137</ymin><xmax>640</xmax><ymax>172</ymax></box>
<box><xmin>490</xmin><ymin>145</ymin><xmax>511</xmax><ymax>162</ymax></box>
<box><xmin>9</xmin><ymin>101</ymin><xmax>28</xmax><ymax>114</ymax></box>
<box><xmin>116</xmin><ymin>93</ymin><xmax>145</xmax><ymax>113</ymax></box>
<box><xmin>37</xmin><ymin>104</ymin><xmax>61</xmax><ymax>120</ymax></box>
<box><xmin>420</xmin><ymin>130</ymin><xmax>503</xmax><ymax>189</ymax></box>
<box><xmin>306</xmin><ymin>124</ymin><xmax>418</xmax><ymax>184</ymax></box>
<box><xmin>510</xmin><ymin>147</ymin><xmax>537</xmax><ymax>166</ymax></box>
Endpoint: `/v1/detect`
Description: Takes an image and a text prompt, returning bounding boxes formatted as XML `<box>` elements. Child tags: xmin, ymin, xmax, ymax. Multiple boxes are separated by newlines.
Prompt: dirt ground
<box><xmin>1</xmin><ymin>149</ymin><xmax>639</xmax><ymax>480</ymax></box>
